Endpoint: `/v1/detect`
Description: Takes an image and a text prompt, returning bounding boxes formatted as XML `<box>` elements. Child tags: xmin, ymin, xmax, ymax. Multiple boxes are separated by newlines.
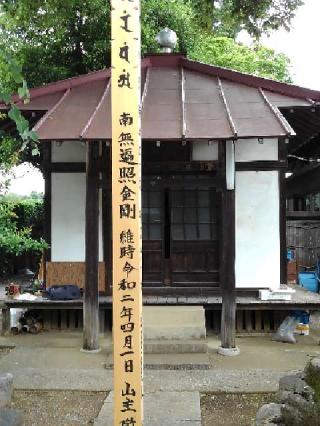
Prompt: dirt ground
<box><xmin>10</xmin><ymin>390</ymin><xmax>107</xmax><ymax>426</ymax></box>
<box><xmin>0</xmin><ymin>348</ymin><xmax>12</xmax><ymax>359</ymax></box>
<box><xmin>9</xmin><ymin>390</ymin><xmax>273</xmax><ymax>425</ymax></box>
<box><xmin>201</xmin><ymin>392</ymin><xmax>274</xmax><ymax>426</ymax></box>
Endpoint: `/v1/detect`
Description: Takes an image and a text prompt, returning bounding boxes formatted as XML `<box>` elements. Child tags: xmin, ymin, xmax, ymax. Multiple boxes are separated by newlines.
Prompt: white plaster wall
<box><xmin>51</xmin><ymin>141</ymin><xmax>86</xmax><ymax>162</ymax></box>
<box><xmin>51</xmin><ymin>173</ymin><xmax>103</xmax><ymax>261</ymax></box>
<box><xmin>235</xmin><ymin>138</ymin><xmax>278</xmax><ymax>162</ymax></box>
<box><xmin>235</xmin><ymin>171</ymin><xmax>280</xmax><ymax>290</ymax></box>
<box><xmin>192</xmin><ymin>141</ymin><xmax>219</xmax><ymax>161</ymax></box>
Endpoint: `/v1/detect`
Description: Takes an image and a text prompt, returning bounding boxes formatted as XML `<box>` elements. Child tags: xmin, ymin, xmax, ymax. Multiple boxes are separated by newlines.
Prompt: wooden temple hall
<box><xmin>3</xmin><ymin>52</ymin><xmax>320</xmax><ymax>350</ymax></box>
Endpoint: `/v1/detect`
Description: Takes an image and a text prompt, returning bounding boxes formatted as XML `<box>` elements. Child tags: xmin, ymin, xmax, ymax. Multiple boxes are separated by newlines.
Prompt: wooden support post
<box><xmin>83</xmin><ymin>141</ymin><xmax>100</xmax><ymax>351</ymax></box>
<box><xmin>1</xmin><ymin>307</ymin><xmax>10</xmax><ymax>336</ymax></box>
<box><xmin>278</xmin><ymin>138</ymin><xmax>287</xmax><ymax>285</ymax></box>
<box><xmin>102</xmin><ymin>143</ymin><xmax>112</xmax><ymax>294</ymax></box>
<box><xmin>279</xmin><ymin>170</ymin><xmax>287</xmax><ymax>284</ymax></box>
<box><xmin>43</xmin><ymin>142</ymin><xmax>52</xmax><ymax>284</ymax></box>
<box><xmin>220</xmin><ymin>189</ymin><xmax>237</xmax><ymax>350</ymax></box>
<box><xmin>219</xmin><ymin>140</ymin><xmax>239</xmax><ymax>355</ymax></box>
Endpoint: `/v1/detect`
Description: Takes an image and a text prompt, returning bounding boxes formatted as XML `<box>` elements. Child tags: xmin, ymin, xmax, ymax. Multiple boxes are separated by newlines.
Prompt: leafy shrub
<box><xmin>0</xmin><ymin>197</ymin><xmax>47</xmax><ymax>276</ymax></box>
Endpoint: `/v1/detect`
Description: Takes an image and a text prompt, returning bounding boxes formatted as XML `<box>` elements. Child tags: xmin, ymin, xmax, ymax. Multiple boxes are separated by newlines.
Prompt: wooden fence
<box><xmin>287</xmin><ymin>220</ymin><xmax>320</xmax><ymax>269</ymax></box>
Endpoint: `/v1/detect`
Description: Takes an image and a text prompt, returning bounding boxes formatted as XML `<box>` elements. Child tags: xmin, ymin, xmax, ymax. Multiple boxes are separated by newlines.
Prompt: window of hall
<box><xmin>142</xmin><ymin>190</ymin><xmax>162</xmax><ymax>240</ymax></box>
<box><xmin>142</xmin><ymin>188</ymin><xmax>218</xmax><ymax>241</ymax></box>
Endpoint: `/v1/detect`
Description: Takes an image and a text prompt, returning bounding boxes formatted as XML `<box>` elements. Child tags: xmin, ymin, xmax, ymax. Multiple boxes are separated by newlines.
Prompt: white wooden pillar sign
<box><xmin>111</xmin><ymin>1</ymin><xmax>143</xmax><ymax>425</ymax></box>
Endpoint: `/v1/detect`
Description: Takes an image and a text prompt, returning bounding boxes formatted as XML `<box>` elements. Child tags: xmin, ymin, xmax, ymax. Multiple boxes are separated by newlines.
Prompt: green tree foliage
<box><xmin>0</xmin><ymin>52</ymin><xmax>41</xmax><ymax>199</ymax></box>
<box><xmin>192</xmin><ymin>0</ymin><xmax>304</xmax><ymax>38</ymax></box>
<box><xmin>0</xmin><ymin>137</ymin><xmax>20</xmax><ymax>193</ymax></box>
<box><xmin>0</xmin><ymin>0</ymin><xmax>301</xmax><ymax>91</ymax></box>
<box><xmin>0</xmin><ymin>49</ymin><xmax>39</xmax><ymax>193</ymax></box>
<box><xmin>0</xmin><ymin>0</ymin><xmax>111</xmax><ymax>87</ymax></box>
<box><xmin>191</xmin><ymin>36</ymin><xmax>291</xmax><ymax>82</ymax></box>
<box><xmin>0</xmin><ymin>49</ymin><xmax>37</xmax><ymax>143</ymax></box>
<box><xmin>0</xmin><ymin>197</ymin><xmax>46</xmax><ymax>275</ymax></box>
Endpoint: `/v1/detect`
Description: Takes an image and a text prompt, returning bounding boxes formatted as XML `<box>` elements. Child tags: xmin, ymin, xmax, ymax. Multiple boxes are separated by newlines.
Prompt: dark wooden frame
<box><xmin>48</xmin><ymin>162</ymin><xmax>86</xmax><ymax>173</ymax></box>
<box><xmin>278</xmin><ymin>139</ymin><xmax>288</xmax><ymax>284</ymax></box>
<box><xmin>236</xmin><ymin>161</ymin><xmax>287</xmax><ymax>171</ymax></box>
<box><xmin>83</xmin><ymin>141</ymin><xmax>100</xmax><ymax>351</ymax></box>
<box><xmin>101</xmin><ymin>143</ymin><xmax>112</xmax><ymax>294</ymax></box>
<box><xmin>43</xmin><ymin>143</ymin><xmax>52</xmax><ymax>265</ymax></box>
<box><xmin>219</xmin><ymin>140</ymin><xmax>237</xmax><ymax>348</ymax></box>
<box><xmin>41</xmin><ymin>137</ymin><xmax>287</xmax><ymax>298</ymax></box>
<box><xmin>220</xmin><ymin>189</ymin><xmax>236</xmax><ymax>348</ymax></box>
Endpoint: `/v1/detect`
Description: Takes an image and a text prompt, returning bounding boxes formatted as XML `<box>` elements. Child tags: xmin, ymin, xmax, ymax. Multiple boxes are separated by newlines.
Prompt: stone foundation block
<box><xmin>0</xmin><ymin>374</ymin><xmax>13</xmax><ymax>408</ymax></box>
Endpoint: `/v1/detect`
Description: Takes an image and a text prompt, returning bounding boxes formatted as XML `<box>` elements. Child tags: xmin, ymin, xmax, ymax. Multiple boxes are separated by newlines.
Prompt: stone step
<box><xmin>143</xmin><ymin>306</ymin><xmax>205</xmax><ymax>325</ymax></box>
<box><xmin>143</xmin><ymin>306</ymin><xmax>206</xmax><ymax>340</ymax></box>
<box><xmin>144</xmin><ymin>339</ymin><xmax>208</xmax><ymax>354</ymax></box>
<box><xmin>144</xmin><ymin>324</ymin><xmax>205</xmax><ymax>340</ymax></box>
<box><xmin>104</xmin><ymin>339</ymin><xmax>208</xmax><ymax>354</ymax></box>
<box><xmin>143</xmin><ymin>353</ymin><xmax>210</xmax><ymax>370</ymax></box>
<box><xmin>104</xmin><ymin>353</ymin><xmax>210</xmax><ymax>370</ymax></box>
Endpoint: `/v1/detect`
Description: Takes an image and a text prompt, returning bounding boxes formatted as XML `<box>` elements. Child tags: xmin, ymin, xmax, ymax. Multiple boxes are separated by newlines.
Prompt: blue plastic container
<box><xmin>298</xmin><ymin>271</ymin><xmax>319</xmax><ymax>293</ymax></box>
<box><xmin>291</xmin><ymin>310</ymin><xmax>310</xmax><ymax>324</ymax></box>
<box><xmin>287</xmin><ymin>248</ymin><xmax>295</xmax><ymax>261</ymax></box>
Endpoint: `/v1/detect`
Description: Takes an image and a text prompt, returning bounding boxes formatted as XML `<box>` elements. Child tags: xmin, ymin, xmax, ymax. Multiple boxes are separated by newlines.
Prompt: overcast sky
<box><xmin>239</xmin><ymin>0</ymin><xmax>320</xmax><ymax>90</ymax></box>
<box><xmin>267</xmin><ymin>0</ymin><xmax>320</xmax><ymax>90</ymax></box>
<box><xmin>7</xmin><ymin>0</ymin><xmax>320</xmax><ymax>195</ymax></box>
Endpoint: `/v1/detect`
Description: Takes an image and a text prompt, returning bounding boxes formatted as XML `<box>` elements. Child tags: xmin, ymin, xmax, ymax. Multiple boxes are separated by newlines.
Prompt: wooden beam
<box><xmin>83</xmin><ymin>140</ymin><xmax>100</xmax><ymax>351</ymax></box>
<box><xmin>279</xmin><ymin>171</ymin><xmax>287</xmax><ymax>284</ymax></box>
<box><xmin>287</xmin><ymin>211</ymin><xmax>320</xmax><ymax>219</ymax></box>
<box><xmin>43</xmin><ymin>143</ymin><xmax>52</xmax><ymax>269</ymax></box>
<box><xmin>278</xmin><ymin>138</ymin><xmax>288</xmax><ymax>285</ymax></box>
<box><xmin>278</xmin><ymin>137</ymin><xmax>288</xmax><ymax>162</ymax></box>
<box><xmin>259</xmin><ymin>88</ymin><xmax>295</xmax><ymax>136</ymax></box>
<box><xmin>220</xmin><ymin>189</ymin><xmax>237</xmax><ymax>349</ymax></box>
<box><xmin>33</xmin><ymin>89</ymin><xmax>71</xmax><ymax>132</ymax></box>
<box><xmin>236</xmin><ymin>161</ymin><xmax>287</xmax><ymax>171</ymax></box>
<box><xmin>80</xmin><ymin>80</ymin><xmax>111</xmax><ymax>138</ymax></box>
<box><xmin>218</xmin><ymin>77</ymin><xmax>237</xmax><ymax>139</ymax></box>
<box><xmin>101</xmin><ymin>143</ymin><xmax>112</xmax><ymax>294</ymax></box>
<box><xmin>48</xmin><ymin>162</ymin><xmax>86</xmax><ymax>173</ymax></box>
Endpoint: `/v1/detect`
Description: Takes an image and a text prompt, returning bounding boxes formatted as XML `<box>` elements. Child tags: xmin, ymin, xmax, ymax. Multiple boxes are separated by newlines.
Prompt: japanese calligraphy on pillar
<box><xmin>111</xmin><ymin>1</ymin><xmax>143</xmax><ymax>426</ymax></box>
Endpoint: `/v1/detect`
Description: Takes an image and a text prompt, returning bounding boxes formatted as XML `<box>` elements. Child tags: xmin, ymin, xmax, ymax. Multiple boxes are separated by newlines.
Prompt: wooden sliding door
<box><xmin>170</xmin><ymin>188</ymin><xmax>220</xmax><ymax>286</ymax></box>
<box><xmin>142</xmin><ymin>189</ymin><xmax>163</xmax><ymax>285</ymax></box>
<box><xmin>142</xmin><ymin>182</ymin><xmax>220</xmax><ymax>288</ymax></box>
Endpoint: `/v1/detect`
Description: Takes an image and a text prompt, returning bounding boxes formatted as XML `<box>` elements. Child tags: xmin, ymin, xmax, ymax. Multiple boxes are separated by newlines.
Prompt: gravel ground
<box><xmin>201</xmin><ymin>393</ymin><xmax>274</xmax><ymax>426</ymax></box>
<box><xmin>10</xmin><ymin>390</ymin><xmax>107</xmax><ymax>426</ymax></box>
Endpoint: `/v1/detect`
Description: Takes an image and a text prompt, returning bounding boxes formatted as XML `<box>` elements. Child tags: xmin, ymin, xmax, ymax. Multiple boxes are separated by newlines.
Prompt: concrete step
<box><xmin>104</xmin><ymin>353</ymin><xmax>210</xmax><ymax>370</ymax></box>
<box><xmin>95</xmin><ymin>391</ymin><xmax>201</xmax><ymax>425</ymax></box>
<box><xmin>104</xmin><ymin>339</ymin><xmax>208</xmax><ymax>354</ymax></box>
<box><xmin>143</xmin><ymin>306</ymin><xmax>206</xmax><ymax>340</ymax></box>
<box><xmin>144</xmin><ymin>339</ymin><xmax>208</xmax><ymax>354</ymax></box>
<box><xmin>143</xmin><ymin>306</ymin><xmax>205</xmax><ymax>325</ymax></box>
<box><xmin>143</xmin><ymin>353</ymin><xmax>210</xmax><ymax>370</ymax></box>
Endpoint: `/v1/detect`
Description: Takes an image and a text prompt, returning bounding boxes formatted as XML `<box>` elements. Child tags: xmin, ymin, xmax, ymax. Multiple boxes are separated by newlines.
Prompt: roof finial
<box><xmin>156</xmin><ymin>28</ymin><xmax>177</xmax><ymax>53</ymax></box>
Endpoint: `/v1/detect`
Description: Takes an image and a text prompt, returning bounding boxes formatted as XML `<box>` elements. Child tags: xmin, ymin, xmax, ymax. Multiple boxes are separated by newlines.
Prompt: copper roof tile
<box><xmin>2</xmin><ymin>54</ymin><xmax>318</xmax><ymax>141</ymax></box>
